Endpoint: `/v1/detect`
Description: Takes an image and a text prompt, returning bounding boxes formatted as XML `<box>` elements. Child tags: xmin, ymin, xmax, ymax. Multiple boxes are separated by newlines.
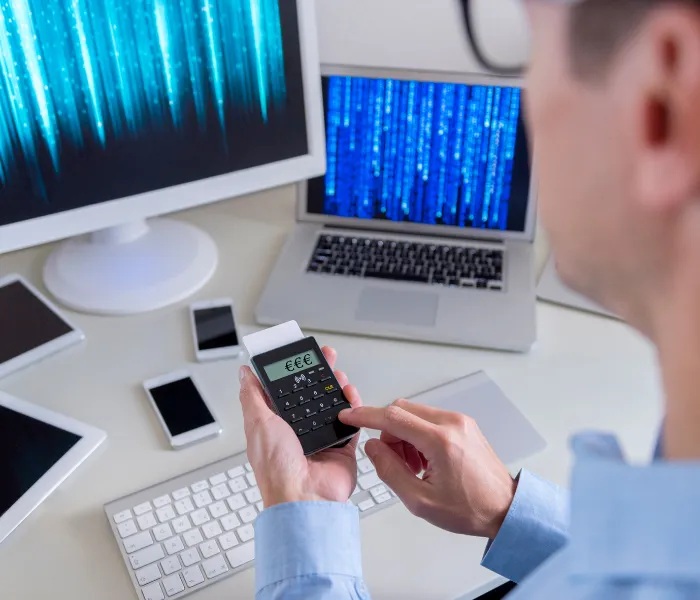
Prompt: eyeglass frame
<box><xmin>459</xmin><ymin>0</ymin><xmax>585</xmax><ymax>76</ymax></box>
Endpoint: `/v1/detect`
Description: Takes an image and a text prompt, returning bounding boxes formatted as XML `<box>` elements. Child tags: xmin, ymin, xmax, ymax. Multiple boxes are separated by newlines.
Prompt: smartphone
<box><xmin>189</xmin><ymin>299</ymin><xmax>242</xmax><ymax>362</ymax></box>
<box><xmin>143</xmin><ymin>371</ymin><xmax>222</xmax><ymax>449</ymax></box>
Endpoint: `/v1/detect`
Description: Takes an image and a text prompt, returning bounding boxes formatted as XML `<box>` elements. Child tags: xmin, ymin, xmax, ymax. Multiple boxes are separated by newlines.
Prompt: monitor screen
<box><xmin>307</xmin><ymin>75</ymin><xmax>531</xmax><ymax>233</ymax></box>
<box><xmin>0</xmin><ymin>0</ymin><xmax>307</xmax><ymax>227</ymax></box>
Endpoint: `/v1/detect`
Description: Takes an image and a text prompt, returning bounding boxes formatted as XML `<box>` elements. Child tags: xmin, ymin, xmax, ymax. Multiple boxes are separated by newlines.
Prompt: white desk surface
<box><xmin>0</xmin><ymin>187</ymin><xmax>662</xmax><ymax>600</ymax></box>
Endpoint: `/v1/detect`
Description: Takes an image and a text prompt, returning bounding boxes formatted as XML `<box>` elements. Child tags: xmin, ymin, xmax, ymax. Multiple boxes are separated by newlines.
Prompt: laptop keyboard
<box><xmin>307</xmin><ymin>234</ymin><xmax>504</xmax><ymax>290</ymax></box>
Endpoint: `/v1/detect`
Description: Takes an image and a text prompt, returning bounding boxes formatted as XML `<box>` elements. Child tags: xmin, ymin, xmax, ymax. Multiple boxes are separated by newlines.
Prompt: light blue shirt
<box><xmin>255</xmin><ymin>432</ymin><xmax>700</xmax><ymax>599</ymax></box>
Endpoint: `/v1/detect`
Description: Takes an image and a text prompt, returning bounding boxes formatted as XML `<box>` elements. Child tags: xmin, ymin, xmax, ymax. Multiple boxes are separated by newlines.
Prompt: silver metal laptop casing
<box><xmin>256</xmin><ymin>67</ymin><xmax>537</xmax><ymax>352</ymax></box>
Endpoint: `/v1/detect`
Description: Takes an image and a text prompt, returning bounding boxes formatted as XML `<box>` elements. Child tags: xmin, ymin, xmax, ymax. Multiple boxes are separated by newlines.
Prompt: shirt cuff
<box><xmin>481</xmin><ymin>470</ymin><xmax>570</xmax><ymax>583</ymax></box>
<box><xmin>255</xmin><ymin>501</ymin><xmax>363</xmax><ymax>592</ymax></box>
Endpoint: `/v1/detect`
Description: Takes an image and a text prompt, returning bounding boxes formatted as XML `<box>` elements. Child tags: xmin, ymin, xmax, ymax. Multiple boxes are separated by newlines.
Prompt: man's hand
<box><xmin>339</xmin><ymin>400</ymin><xmax>516</xmax><ymax>539</ymax></box>
<box><xmin>239</xmin><ymin>347</ymin><xmax>362</xmax><ymax>508</ymax></box>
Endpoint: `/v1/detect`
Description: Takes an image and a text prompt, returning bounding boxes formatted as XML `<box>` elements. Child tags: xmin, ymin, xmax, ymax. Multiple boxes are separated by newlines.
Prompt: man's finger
<box><xmin>391</xmin><ymin>398</ymin><xmax>461</xmax><ymax>426</ymax></box>
<box><xmin>321</xmin><ymin>346</ymin><xmax>337</xmax><ymax>370</ymax></box>
<box><xmin>364</xmin><ymin>439</ymin><xmax>425</xmax><ymax>510</ymax></box>
<box><xmin>343</xmin><ymin>384</ymin><xmax>363</xmax><ymax>408</ymax></box>
<box><xmin>239</xmin><ymin>366</ymin><xmax>274</xmax><ymax>431</ymax></box>
<box><xmin>335</xmin><ymin>370</ymin><xmax>349</xmax><ymax>388</ymax></box>
<box><xmin>338</xmin><ymin>405</ymin><xmax>439</xmax><ymax>454</ymax></box>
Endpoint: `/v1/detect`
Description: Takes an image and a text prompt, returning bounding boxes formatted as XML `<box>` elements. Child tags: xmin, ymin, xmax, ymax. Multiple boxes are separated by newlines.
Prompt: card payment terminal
<box><xmin>243</xmin><ymin>322</ymin><xmax>359</xmax><ymax>455</ymax></box>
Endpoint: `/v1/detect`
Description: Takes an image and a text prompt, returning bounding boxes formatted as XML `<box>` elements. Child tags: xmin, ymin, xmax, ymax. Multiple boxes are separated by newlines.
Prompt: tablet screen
<box><xmin>0</xmin><ymin>281</ymin><xmax>74</xmax><ymax>365</ymax></box>
<box><xmin>0</xmin><ymin>405</ymin><xmax>81</xmax><ymax>516</ymax></box>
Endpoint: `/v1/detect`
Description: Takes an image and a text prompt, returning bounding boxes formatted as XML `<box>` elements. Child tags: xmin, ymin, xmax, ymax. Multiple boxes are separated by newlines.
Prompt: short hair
<box><xmin>570</xmin><ymin>0</ymin><xmax>700</xmax><ymax>78</ymax></box>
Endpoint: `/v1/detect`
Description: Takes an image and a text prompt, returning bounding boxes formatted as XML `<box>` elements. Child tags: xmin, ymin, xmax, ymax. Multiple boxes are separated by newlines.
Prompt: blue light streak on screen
<box><xmin>0</xmin><ymin>0</ymin><xmax>288</xmax><ymax>197</ymax></box>
<box><xmin>323</xmin><ymin>77</ymin><xmax>521</xmax><ymax>231</ymax></box>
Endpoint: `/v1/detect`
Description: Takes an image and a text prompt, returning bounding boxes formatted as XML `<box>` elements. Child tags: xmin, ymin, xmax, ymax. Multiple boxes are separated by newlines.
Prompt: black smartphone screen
<box><xmin>194</xmin><ymin>306</ymin><xmax>238</xmax><ymax>351</ymax></box>
<box><xmin>149</xmin><ymin>378</ymin><xmax>215</xmax><ymax>437</ymax></box>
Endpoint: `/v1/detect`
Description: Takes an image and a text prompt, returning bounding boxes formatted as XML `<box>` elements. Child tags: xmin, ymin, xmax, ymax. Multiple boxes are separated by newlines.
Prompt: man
<box><xmin>238</xmin><ymin>0</ymin><xmax>700</xmax><ymax>597</ymax></box>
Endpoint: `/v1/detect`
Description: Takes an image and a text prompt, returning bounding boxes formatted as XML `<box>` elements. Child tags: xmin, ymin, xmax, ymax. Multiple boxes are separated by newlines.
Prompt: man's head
<box><xmin>524</xmin><ymin>0</ymin><xmax>700</xmax><ymax>331</ymax></box>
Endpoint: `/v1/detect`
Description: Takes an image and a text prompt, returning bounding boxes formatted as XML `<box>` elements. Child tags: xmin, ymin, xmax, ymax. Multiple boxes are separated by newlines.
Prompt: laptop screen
<box><xmin>307</xmin><ymin>75</ymin><xmax>532</xmax><ymax>233</ymax></box>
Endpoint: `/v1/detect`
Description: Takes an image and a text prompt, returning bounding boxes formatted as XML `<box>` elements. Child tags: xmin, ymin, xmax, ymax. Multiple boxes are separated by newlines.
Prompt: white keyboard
<box><xmin>105</xmin><ymin>430</ymin><xmax>398</xmax><ymax>600</ymax></box>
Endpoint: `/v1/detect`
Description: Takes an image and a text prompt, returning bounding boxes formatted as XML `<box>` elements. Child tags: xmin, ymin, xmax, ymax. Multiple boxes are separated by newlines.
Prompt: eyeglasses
<box><xmin>460</xmin><ymin>0</ymin><xmax>584</xmax><ymax>76</ymax></box>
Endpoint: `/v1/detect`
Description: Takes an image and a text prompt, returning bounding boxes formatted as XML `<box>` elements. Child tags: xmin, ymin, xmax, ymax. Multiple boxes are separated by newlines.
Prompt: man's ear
<box><xmin>627</xmin><ymin>6</ymin><xmax>700</xmax><ymax>213</ymax></box>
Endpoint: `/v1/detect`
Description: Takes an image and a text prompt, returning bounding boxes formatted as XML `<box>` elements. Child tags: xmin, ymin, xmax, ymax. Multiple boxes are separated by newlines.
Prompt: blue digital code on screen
<box><xmin>323</xmin><ymin>77</ymin><xmax>522</xmax><ymax>230</ymax></box>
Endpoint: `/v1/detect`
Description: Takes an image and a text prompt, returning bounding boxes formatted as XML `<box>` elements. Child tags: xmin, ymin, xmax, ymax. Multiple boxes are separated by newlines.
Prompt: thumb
<box><xmin>239</xmin><ymin>366</ymin><xmax>274</xmax><ymax>432</ymax></box>
<box><xmin>364</xmin><ymin>439</ymin><xmax>424</xmax><ymax>509</ymax></box>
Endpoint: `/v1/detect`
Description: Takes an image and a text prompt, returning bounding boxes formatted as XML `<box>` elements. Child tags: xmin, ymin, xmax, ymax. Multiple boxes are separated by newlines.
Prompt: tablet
<box><xmin>0</xmin><ymin>274</ymin><xmax>84</xmax><ymax>380</ymax></box>
<box><xmin>0</xmin><ymin>392</ymin><xmax>106</xmax><ymax>544</ymax></box>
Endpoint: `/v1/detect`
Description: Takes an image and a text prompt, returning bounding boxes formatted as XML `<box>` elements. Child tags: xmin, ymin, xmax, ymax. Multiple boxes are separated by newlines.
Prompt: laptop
<box><xmin>256</xmin><ymin>67</ymin><xmax>538</xmax><ymax>352</ymax></box>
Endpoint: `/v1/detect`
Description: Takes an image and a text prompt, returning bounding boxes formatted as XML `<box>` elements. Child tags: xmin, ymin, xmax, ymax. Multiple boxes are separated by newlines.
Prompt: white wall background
<box><xmin>315</xmin><ymin>0</ymin><xmax>529</xmax><ymax>76</ymax></box>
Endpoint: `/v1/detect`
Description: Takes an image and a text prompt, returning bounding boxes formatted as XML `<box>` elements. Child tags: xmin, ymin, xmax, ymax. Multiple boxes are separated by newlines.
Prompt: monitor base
<box><xmin>44</xmin><ymin>219</ymin><xmax>218</xmax><ymax>315</ymax></box>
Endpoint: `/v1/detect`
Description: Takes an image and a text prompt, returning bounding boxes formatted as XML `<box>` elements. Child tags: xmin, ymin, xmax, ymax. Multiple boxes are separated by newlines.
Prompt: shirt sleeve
<box><xmin>255</xmin><ymin>501</ymin><xmax>371</xmax><ymax>600</ymax></box>
<box><xmin>481</xmin><ymin>470</ymin><xmax>570</xmax><ymax>583</ymax></box>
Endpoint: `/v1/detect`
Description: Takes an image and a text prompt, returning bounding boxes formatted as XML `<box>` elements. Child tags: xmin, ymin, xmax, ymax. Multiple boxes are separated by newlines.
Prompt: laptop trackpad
<box><xmin>355</xmin><ymin>287</ymin><xmax>439</xmax><ymax>327</ymax></box>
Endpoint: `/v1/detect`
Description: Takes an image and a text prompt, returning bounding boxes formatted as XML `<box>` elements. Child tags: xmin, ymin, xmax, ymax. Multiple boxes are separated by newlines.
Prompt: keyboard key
<box><xmin>245</xmin><ymin>463</ymin><xmax>253</xmax><ymax>472</ymax></box>
<box><xmin>172</xmin><ymin>488</ymin><xmax>190</xmax><ymax>501</ymax></box>
<box><xmin>172</xmin><ymin>516</ymin><xmax>191</xmax><ymax>534</ymax></box>
<box><xmin>296</xmin><ymin>426</ymin><xmax>310</xmax><ymax>436</ymax></box>
<box><xmin>331</xmin><ymin>396</ymin><xmax>344</xmax><ymax>407</ymax></box>
<box><xmin>209</xmin><ymin>473</ymin><xmax>227</xmax><ymax>486</ymax></box>
<box><xmin>220</xmin><ymin>513</ymin><xmax>241</xmax><ymax>531</ymax></box>
<box><xmin>134</xmin><ymin>502</ymin><xmax>153</xmax><ymax>516</ymax></box>
<box><xmin>352</xmin><ymin>485</ymin><xmax>361</xmax><ymax>496</ymax></box>
<box><xmin>141</xmin><ymin>582</ymin><xmax>164</xmax><ymax>600</ymax></box>
<box><xmin>153</xmin><ymin>523</ymin><xmax>173</xmax><ymax>542</ymax></box>
<box><xmin>174</xmin><ymin>498</ymin><xmax>194</xmax><ymax>516</ymax></box>
<box><xmin>163</xmin><ymin>536</ymin><xmax>184</xmax><ymax>555</ymax></box>
<box><xmin>375</xmin><ymin>492</ymin><xmax>392</xmax><ymax>504</ymax></box>
<box><xmin>323</xmin><ymin>383</ymin><xmax>337</xmax><ymax>394</ymax></box>
<box><xmin>209</xmin><ymin>501</ymin><xmax>228</xmax><ymax>519</ymax></box>
<box><xmin>113</xmin><ymin>509</ymin><xmax>132</xmax><ymax>524</ymax></box>
<box><xmin>325</xmin><ymin>415</ymin><xmax>337</xmax><ymax>425</ymax></box>
<box><xmin>358</xmin><ymin>498</ymin><xmax>376</xmax><ymax>512</ymax></box>
<box><xmin>226</xmin><ymin>494</ymin><xmax>246</xmax><ymax>512</ymax></box>
<box><xmin>193</xmin><ymin>490</ymin><xmax>213</xmax><ymax>508</ymax></box>
<box><xmin>202</xmin><ymin>554</ymin><xmax>229</xmax><ymax>579</ymax></box>
<box><xmin>118</xmin><ymin>519</ymin><xmax>138</xmax><ymax>539</ymax></box>
<box><xmin>359</xmin><ymin>430</ymin><xmax>370</xmax><ymax>443</ymax></box>
<box><xmin>370</xmin><ymin>484</ymin><xmax>388</xmax><ymax>499</ymax></box>
<box><xmin>237</xmin><ymin>523</ymin><xmax>255</xmax><ymax>542</ymax></box>
<box><xmin>137</xmin><ymin>512</ymin><xmax>158</xmax><ymax>531</ymax></box>
<box><xmin>162</xmin><ymin>574</ymin><xmax>185</xmax><ymax>597</ymax></box>
<box><xmin>358</xmin><ymin>472</ymin><xmax>382</xmax><ymax>490</ymax></box>
<box><xmin>153</xmin><ymin>495</ymin><xmax>171</xmax><ymax>509</ymax></box>
<box><xmin>218</xmin><ymin>531</ymin><xmax>238</xmax><ymax>551</ymax></box>
<box><xmin>129</xmin><ymin>543</ymin><xmax>165</xmax><ymax>569</ymax></box>
<box><xmin>202</xmin><ymin>521</ymin><xmax>223</xmax><ymax>540</ymax></box>
<box><xmin>190</xmin><ymin>509</ymin><xmax>210</xmax><ymax>526</ymax></box>
<box><xmin>227</xmin><ymin>466</ymin><xmax>245</xmax><ymax>479</ymax></box>
<box><xmin>211</xmin><ymin>483</ymin><xmax>230</xmax><ymax>501</ymax></box>
<box><xmin>183</xmin><ymin>529</ymin><xmax>204</xmax><ymax>548</ymax></box>
<box><xmin>289</xmin><ymin>411</ymin><xmax>303</xmax><ymax>423</ymax></box>
<box><xmin>303</xmin><ymin>407</ymin><xmax>317</xmax><ymax>418</ymax></box>
<box><xmin>310</xmin><ymin>388</ymin><xmax>325</xmax><ymax>400</ymax></box>
<box><xmin>183</xmin><ymin>565</ymin><xmax>205</xmax><ymax>588</ymax></box>
<box><xmin>199</xmin><ymin>539</ymin><xmax>220</xmax><ymax>559</ymax></box>
<box><xmin>244</xmin><ymin>487</ymin><xmax>261</xmax><ymax>504</ymax></box>
<box><xmin>191</xmin><ymin>480</ymin><xmax>209</xmax><ymax>493</ymax></box>
<box><xmin>256</xmin><ymin>501</ymin><xmax>264</xmax><ymax>513</ymax></box>
<box><xmin>357</xmin><ymin>458</ymin><xmax>374</xmax><ymax>474</ymax></box>
<box><xmin>311</xmin><ymin>419</ymin><xmax>323</xmax><ymax>431</ymax></box>
<box><xmin>156</xmin><ymin>505</ymin><xmax>176</xmax><ymax>523</ymax></box>
<box><xmin>246</xmin><ymin>472</ymin><xmax>257</xmax><ymax>487</ymax></box>
<box><xmin>123</xmin><ymin>531</ymin><xmax>153</xmax><ymax>554</ymax></box>
<box><xmin>160</xmin><ymin>556</ymin><xmax>181</xmax><ymax>576</ymax></box>
<box><xmin>239</xmin><ymin>505</ymin><xmax>257</xmax><ymax>524</ymax></box>
<box><xmin>179</xmin><ymin>548</ymin><xmax>200</xmax><ymax>567</ymax></box>
<box><xmin>229</xmin><ymin>477</ymin><xmax>247</xmax><ymax>493</ymax></box>
<box><xmin>226</xmin><ymin>541</ymin><xmax>255</xmax><ymax>568</ymax></box>
<box><xmin>283</xmin><ymin>399</ymin><xmax>297</xmax><ymax>411</ymax></box>
<box><xmin>355</xmin><ymin>448</ymin><xmax>363</xmax><ymax>460</ymax></box>
<box><xmin>318</xmin><ymin>401</ymin><xmax>331</xmax><ymax>412</ymax></box>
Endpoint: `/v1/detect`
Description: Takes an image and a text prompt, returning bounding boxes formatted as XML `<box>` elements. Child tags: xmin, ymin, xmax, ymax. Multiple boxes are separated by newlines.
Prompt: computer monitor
<box><xmin>0</xmin><ymin>0</ymin><xmax>324</xmax><ymax>314</ymax></box>
<box><xmin>303</xmin><ymin>68</ymin><xmax>535</xmax><ymax>242</ymax></box>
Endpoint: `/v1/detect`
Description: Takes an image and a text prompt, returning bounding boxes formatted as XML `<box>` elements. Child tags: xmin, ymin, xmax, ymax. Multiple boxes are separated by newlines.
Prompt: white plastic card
<box><xmin>243</xmin><ymin>321</ymin><xmax>304</xmax><ymax>358</ymax></box>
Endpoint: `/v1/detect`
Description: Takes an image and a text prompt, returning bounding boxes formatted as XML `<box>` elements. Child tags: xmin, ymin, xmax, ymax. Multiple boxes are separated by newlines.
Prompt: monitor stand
<box><xmin>43</xmin><ymin>219</ymin><xmax>218</xmax><ymax>315</ymax></box>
